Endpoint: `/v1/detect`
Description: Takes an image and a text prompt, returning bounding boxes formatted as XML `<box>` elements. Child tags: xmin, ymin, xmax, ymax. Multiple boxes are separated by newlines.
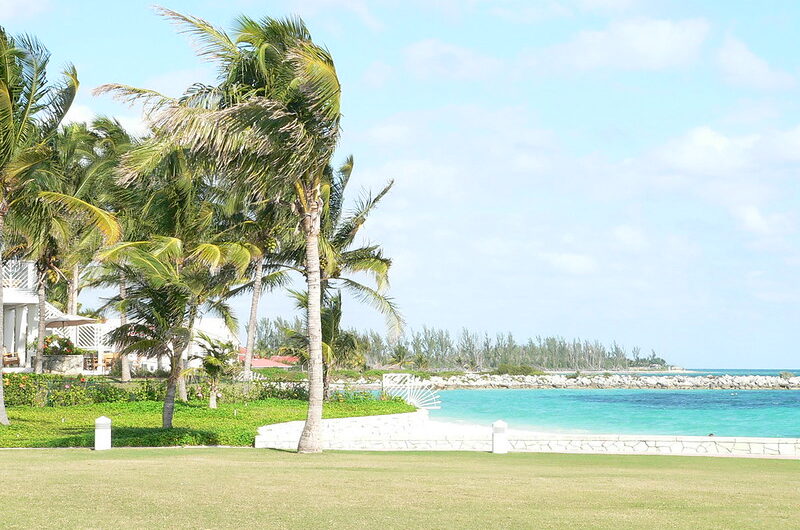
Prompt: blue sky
<box><xmin>3</xmin><ymin>0</ymin><xmax>800</xmax><ymax>368</ymax></box>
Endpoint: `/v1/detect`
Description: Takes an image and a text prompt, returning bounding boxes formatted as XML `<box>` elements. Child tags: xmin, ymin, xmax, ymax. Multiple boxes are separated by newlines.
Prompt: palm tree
<box><xmin>0</xmin><ymin>29</ymin><xmax>78</xmax><ymax>425</ymax></box>
<box><xmin>275</xmin><ymin>157</ymin><xmax>402</xmax><ymax>335</ymax></box>
<box><xmin>89</xmin><ymin>117</ymin><xmax>138</xmax><ymax>381</ymax></box>
<box><xmin>194</xmin><ymin>332</ymin><xmax>237</xmax><ymax>409</ymax></box>
<box><xmin>105</xmin><ymin>262</ymin><xmax>192</xmax><ymax>428</ymax></box>
<box><xmin>284</xmin><ymin>289</ymin><xmax>364</xmax><ymax>398</ymax></box>
<box><xmin>97</xmin><ymin>9</ymin><xmax>342</xmax><ymax>452</ymax></box>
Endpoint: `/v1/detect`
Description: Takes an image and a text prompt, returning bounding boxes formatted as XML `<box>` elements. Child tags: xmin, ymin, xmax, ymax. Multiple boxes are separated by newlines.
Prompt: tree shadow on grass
<box><xmin>50</xmin><ymin>427</ymin><xmax>224</xmax><ymax>448</ymax></box>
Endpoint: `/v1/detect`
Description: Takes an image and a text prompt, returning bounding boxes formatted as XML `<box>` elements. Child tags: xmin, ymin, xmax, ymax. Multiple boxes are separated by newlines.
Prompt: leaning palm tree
<box><xmin>97</xmin><ymin>9</ymin><xmax>342</xmax><ymax>452</ymax></box>
<box><xmin>0</xmin><ymin>28</ymin><xmax>78</xmax><ymax>425</ymax></box>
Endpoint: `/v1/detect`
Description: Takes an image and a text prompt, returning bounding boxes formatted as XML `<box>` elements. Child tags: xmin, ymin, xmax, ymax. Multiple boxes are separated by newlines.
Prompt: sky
<box><xmin>2</xmin><ymin>0</ymin><xmax>799</xmax><ymax>368</ymax></box>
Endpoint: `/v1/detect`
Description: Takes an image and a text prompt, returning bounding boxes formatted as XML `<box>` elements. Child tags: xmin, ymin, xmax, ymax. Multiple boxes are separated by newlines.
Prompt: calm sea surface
<box><xmin>430</xmin><ymin>388</ymin><xmax>800</xmax><ymax>438</ymax></box>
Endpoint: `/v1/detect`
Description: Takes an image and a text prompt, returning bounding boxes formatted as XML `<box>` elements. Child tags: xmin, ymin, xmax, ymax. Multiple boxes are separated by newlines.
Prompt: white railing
<box><xmin>2</xmin><ymin>260</ymin><xmax>36</xmax><ymax>291</ymax></box>
<box><xmin>382</xmin><ymin>373</ymin><xmax>441</xmax><ymax>410</ymax></box>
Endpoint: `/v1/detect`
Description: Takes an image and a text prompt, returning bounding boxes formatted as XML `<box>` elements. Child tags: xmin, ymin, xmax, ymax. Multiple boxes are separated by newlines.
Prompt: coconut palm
<box><xmin>0</xmin><ymin>28</ymin><xmax>79</xmax><ymax>426</ymax></box>
<box><xmin>88</xmin><ymin>117</ymin><xmax>138</xmax><ymax>380</ymax></box>
<box><xmin>274</xmin><ymin>157</ymin><xmax>402</xmax><ymax>336</ymax></box>
<box><xmin>194</xmin><ymin>332</ymin><xmax>237</xmax><ymax>409</ymax></box>
<box><xmin>97</xmin><ymin>9</ymin><xmax>343</xmax><ymax>452</ymax></box>
<box><xmin>97</xmin><ymin>149</ymin><xmax>253</xmax><ymax>402</ymax></box>
<box><xmin>284</xmin><ymin>289</ymin><xmax>364</xmax><ymax>398</ymax></box>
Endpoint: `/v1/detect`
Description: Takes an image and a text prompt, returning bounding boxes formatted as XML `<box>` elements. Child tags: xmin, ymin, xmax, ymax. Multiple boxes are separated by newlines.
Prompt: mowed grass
<box><xmin>1</xmin><ymin>449</ymin><xmax>798</xmax><ymax>529</ymax></box>
<box><xmin>0</xmin><ymin>399</ymin><xmax>413</xmax><ymax>448</ymax></box>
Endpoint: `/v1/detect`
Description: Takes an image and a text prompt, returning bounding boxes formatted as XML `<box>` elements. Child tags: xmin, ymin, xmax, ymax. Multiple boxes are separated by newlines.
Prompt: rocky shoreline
<box><xmin>424</xmin><ymin>373</ymin><xmax>800</xmax><ymax>390</ymax></box>
<box><xmin>336</xmin><ymin>373</ymin><xmax>800</xmax><ymax>390</ymax></box>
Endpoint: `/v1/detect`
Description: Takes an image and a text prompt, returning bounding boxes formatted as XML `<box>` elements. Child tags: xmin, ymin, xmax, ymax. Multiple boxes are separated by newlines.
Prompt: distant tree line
<box><xmin>254</xmin><ymin>319</ymin><xmax>668</xmax><ymax>371</ymax></box>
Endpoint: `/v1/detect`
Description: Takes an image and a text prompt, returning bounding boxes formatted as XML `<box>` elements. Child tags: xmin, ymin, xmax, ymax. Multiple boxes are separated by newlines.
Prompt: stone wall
<box><xmin>254</xmin><ymin>411</ymin><xmax>800</xmax><ymax>458</ymax></box>
<box><xmin>41</xmin><ymin>354</ymin><xmax>83</xmax><ymax>375</ymax></box>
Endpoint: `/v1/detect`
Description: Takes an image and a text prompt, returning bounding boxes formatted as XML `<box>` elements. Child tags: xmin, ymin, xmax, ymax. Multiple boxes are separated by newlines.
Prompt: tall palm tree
<box><xmin>97</xmin><ymin>9</ymin><xmax>342</xmax><ymax>452</ymax></box>
<box><xmin>97</xmin><ymin>147</ymin><xmax>253</xmax><ymax>401</ymax></box>
<box><xmin>89</xmin><ymin>117</ymin><xmax>138</xmax><ymax>380</ymax></box>
<box><xmin>0</xmin><ymin>28</ymin><xmax>78</xmax><ymax>425</ymax></box>
<box><xmin>275</xmin><ymin>157</ymin><xmax>402</xmax><ymax>335</ymax></box>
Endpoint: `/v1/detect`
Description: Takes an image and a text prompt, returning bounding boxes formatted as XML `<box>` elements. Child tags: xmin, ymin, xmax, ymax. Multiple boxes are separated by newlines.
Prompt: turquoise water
<box><xmin>641</xmin><ymin>369</ymin><xmax>799</xmax><ymax>377</ymax></box>
<box><xmin>430</xmin><ymin>389</ymin><xmax>800</xmax><ymax>438</ymax></box>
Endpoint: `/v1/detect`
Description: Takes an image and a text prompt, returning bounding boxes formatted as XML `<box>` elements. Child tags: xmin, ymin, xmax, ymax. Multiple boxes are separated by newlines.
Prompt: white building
<box><xmin>1</xmin><ymin>260</ymin><xmax>239</xmax><ymax>375</ymax></box>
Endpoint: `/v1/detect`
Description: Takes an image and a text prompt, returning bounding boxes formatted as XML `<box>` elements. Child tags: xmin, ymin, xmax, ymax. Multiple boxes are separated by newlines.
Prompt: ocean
<box><xmin>430</xmin><ymin>387</ymin><xmax>800</xmax><ymax>438</ymax></box>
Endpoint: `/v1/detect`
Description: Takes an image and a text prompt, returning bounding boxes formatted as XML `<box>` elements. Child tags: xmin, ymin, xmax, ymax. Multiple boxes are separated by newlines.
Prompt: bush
<box><xmin>779</xmin><ymin>371</ymin><xmax>795</xmax><ymax>380</ymax></box>
<box><xmin>493</xmin><ymin>364</ymin><xmax>545</xmax><ymax>376</ymax></box>
<box><xmin>132</xmin><ymin>380</ymin><xmax>166</xmax><ymax>401</ymax></box>
<box><xmin>48</xmin><ymin>384</ymin><xmax>93</xmax><ymax>406</ymax></box>
<box><xmin>253</xmin><ymin>368</ymin><xmax>307</xmax><ymax>382</ymax></box>
<box><xmin>42</xmin><ymin>335</ymin><xmax>81</xmax><ymax>355</ymax></box>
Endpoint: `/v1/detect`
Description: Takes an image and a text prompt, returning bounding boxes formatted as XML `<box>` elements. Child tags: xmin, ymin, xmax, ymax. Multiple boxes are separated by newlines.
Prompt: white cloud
<box><xmin>539</xmin><ymin>18</ymin><xmax>709</xmax><ymax>71</ymax></box>
<box><xmin>0</xmin><ymin>0</ymin><xmax>49</xmax><ymax>21</ymax></box>
<box><xmin>541</xmin><ymin>252</ymin><xmax>598</xmax><ymax>274</ymax></box>
<box><xmin>735</xmin><ymin>206</ymin><xmax>792</xmax><ymax>237</ymax></box>
<box><xmin>404</xmin><ymin>39</ymin><xmax>501</xmax><ymax>80</ymax></box>
<box><xmin>63</xmin><ymin>103</ymin><xmax>148</xmax><ymax>137</ymax></box>
<box><xmin>63</xmin><ymin>104</ymin><xmax>95</xmax><ymax>126</ymax></box>
<box><xmin>717</xmin><ymin>37</ymin><xmax>794</xmax><ymax>90</ymax></box>
<box><xmin>655</xmin><ymin>126</ymin><xmax>758</xmax><ymax>176</ymax></box>
<box><xmin>361</xmin><ymin>61</ymin><xmax>393</xmax><ymax>88</ymax></box>
<box><xmin>613</xmin><ymin>225</ymin><xmax>648</xmax><ymax>250</ymax></box>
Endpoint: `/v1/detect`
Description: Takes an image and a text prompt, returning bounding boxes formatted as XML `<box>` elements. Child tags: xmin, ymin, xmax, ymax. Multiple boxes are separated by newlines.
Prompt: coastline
<box><xmin>336</xmin><ymin>373</ymin><xmax>800</xmax><ymax>390</ymax></box>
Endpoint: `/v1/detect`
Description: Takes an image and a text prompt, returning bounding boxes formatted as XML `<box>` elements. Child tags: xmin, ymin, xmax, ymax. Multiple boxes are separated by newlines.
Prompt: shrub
<box><xmin>779</xmin><ymin>371</ymin><xmax>795</xmax><ymax>380</ymax></box>
<box><xmin>253</xmin><ymin>368</ymin><xmax>307</xmax><ymax>382</ymax></box>
<box><xmin>42</xmin><ymin>335</ymin><xmax>81</xmax><ymax>355</ymax></box>
<box><xmin>132</xmin><ymin>380</ymin><xmax>166</xmax><ymax>401</ymax></box>
<box><xmin>48</xmin><ymin>384</ymin><xmax>92</xmax><ymax>406</ymax></box>
<box><xmin>493</xmin><ymin>364</ymin><xmax>545</xmax><ymax>376</ymax></box>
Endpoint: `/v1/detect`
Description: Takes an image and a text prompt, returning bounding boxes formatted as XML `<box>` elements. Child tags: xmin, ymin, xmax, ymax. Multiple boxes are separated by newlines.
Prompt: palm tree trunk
<box><xmin>119</xmin><ymin>281</ymin><xmax>131</xmax><ymax>382</ymax></box>
<box><xmin>163</xmin><ymin>355</ymin><xmax>180</xmax><ymax>429</ymax></box>
<box><xmin>177</xmin><ymin>310</ymin><xmax>196</xmax><ymax>402</ymax></box>
<box><xmin>66</xmin><ymin>266</ymin><xmax>80</xmax><ymax>314</ymax></box>
<box><xmin>323</xmin><ymin>362</ymin><xmax>331</xmax><ymax>400</ymax></box>
<box><xmin>0</xmin><ymin>208</ymin><xmax>10</xmax><ymax>426</ymax></box>
<box><xmin>209</xmin><ymin>380</ymin><xmax>217</xmax><ymax>409</ymax></box>
<box><xmin>243</xmin><ymin>258</ymin><xmax>264</xmax><ymax>379</ymax></box>
<box><xmin>35</xmin><ymin>271</ymin><xmax>46</xmax><ymax>374</ymax></box>
<box><xmin>297</xmin><ymin>200</ymin><xmax>324</xmax><ymax>453</ymax></box>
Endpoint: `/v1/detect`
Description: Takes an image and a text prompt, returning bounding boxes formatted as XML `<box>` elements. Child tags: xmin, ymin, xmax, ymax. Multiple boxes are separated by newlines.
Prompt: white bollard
<box><xmin>492</xmin><ymin>420</ymin><xmax>509</xmax><ymax>454</ymax></box>
<box><xmin>95</xmin><ymin>416</ymin><xmax>112</xmax><ymax>451</ymax></box>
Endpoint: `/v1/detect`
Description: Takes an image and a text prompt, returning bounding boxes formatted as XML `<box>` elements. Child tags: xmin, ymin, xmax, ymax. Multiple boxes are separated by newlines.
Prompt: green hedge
<box><xmin>1</xmin><ymin>373</ymin><xmax>309</xmax><ymax>407</ymax></box>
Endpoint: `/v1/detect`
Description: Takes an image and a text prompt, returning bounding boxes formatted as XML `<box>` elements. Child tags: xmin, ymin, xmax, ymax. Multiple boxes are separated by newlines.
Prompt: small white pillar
<box><xmin>95</xmin><ymin>416</ymin><xmax>112</xmax><ymax>451</ymax></box>
<box><xmin>492</xmin><ymin>420</ymin><xmax>509</xmax><ymax>454</ymax></box>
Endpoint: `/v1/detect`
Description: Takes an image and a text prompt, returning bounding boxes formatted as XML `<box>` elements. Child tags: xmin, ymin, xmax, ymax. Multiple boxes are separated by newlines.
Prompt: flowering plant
<box><xmin>42</xmin><ymin>335</ymin><xmax>79</xmax><ymax>355</ymax></box>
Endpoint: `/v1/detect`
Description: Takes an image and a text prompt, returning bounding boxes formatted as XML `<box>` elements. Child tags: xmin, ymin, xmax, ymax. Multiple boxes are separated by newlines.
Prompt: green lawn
<box><xmin>0</xmin><ymin>399</ymin><xmax>413</xmax><ymax>448</ymax></box>
<box><xmin>1</xmin><ymin>449</ymin><xmax>798</xmax><ymax>529</ymax></box>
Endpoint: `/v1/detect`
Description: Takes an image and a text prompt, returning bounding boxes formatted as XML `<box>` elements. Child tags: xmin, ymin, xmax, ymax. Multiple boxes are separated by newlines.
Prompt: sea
<box><xmin>429</xmin><ymin>369</ymin><xmax>800</xmax><ymax>438</ymax></box>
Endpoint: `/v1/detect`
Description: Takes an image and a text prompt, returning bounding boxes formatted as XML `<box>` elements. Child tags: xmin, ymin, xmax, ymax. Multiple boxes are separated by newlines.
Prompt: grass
<box><xmin>1</xmin><ymin>449</ymin><xmax>798</xmax><ymax>529</ymax></box>
<box><xmin>0</xmin><ymin>399</ymin><xmax>414</xmax><ymax>448</ymax></box>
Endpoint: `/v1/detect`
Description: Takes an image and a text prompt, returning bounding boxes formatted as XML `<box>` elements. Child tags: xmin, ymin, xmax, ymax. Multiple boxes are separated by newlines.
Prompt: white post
<box><xmin>94</xmin><ymin>416</ymin><xmax>112</xmax><ymax>450</ymax></box>
<box><xmin>14</xmin><ymin>306</ymin><xmax>25</xmax><ymax>362</ymax></box>
<box><xmin>492</xmin><ymin>420</ymin><xmax>509</xmax><ymax>454</ymax></box>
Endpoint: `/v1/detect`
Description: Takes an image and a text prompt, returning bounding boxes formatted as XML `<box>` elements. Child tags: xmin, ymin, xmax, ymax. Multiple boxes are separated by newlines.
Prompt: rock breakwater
<box><xmin>423</xmin><ymin>373</ymin><xmax>800</xmax><ymax>390</ymax></box>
